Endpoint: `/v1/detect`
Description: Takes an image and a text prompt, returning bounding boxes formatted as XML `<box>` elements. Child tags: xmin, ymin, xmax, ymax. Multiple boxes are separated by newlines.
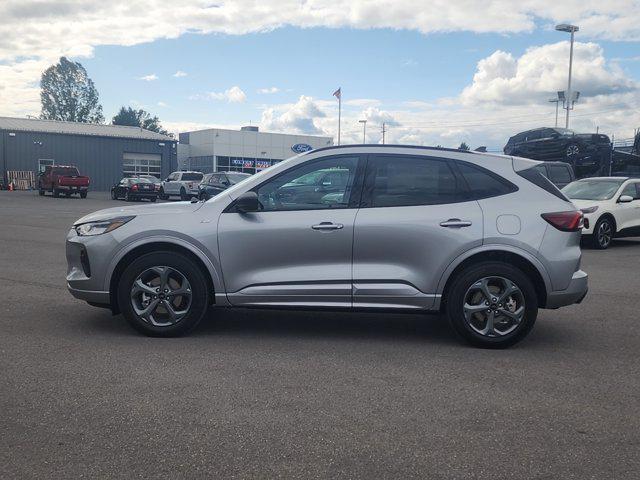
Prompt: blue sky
<box><xmin>2</xmin><ymin>1</ymin><xmax>639</xmax><ymax>149</ymax></box>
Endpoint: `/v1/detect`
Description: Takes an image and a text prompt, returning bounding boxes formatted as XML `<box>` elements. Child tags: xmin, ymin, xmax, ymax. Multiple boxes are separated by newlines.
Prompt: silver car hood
<box><xmin>74</xmin><ymin>201</ymin><xmax>205</xmax><ymax>225</ymax></box>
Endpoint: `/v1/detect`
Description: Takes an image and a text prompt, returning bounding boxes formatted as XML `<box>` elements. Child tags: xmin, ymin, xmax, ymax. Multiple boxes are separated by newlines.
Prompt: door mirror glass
<box><xmin>235</xmin><ymin>191</ymin><xmax>260</xmax><ymax>213</ymax></box>
<box><xmin>619</xmin><ymin>194</ymin><xmax>633</xmax><ymax>203</ymax></box>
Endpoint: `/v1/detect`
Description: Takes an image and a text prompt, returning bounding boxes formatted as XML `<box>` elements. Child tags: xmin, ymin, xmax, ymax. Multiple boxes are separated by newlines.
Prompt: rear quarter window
<box><xmin>516</xmin><ymin>167</ymin><xmax>569</xmax><ymax>201</ymax></box>
<box><xmin>456</xmin><ymin>161</ymin><xmax>518</xmax><ymax>200</ymax></box>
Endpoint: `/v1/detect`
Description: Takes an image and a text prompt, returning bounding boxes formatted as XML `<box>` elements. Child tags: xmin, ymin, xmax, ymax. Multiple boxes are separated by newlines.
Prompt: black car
<box><xmin>532</xmin><ymin>161</ymin><xmax>575</xmax><ymax>189</ymax></box>
<box><xmin>111</xmin><ymin>177</ymin><xmax>159</xmax><ymax>202</ymax></box>
<box><xmin>198</xmin><ymin>172</ymin><xmax>251</xmax><ymax>200</ymax></box>
<box><xmin>504</xmin><ymin>127</ymin><xmax>611</xmax><ymax>176</ymax></box>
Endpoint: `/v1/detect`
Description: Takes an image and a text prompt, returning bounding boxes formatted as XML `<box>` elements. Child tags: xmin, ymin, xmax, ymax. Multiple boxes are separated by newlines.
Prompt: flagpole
<box><xmin>338</xmin><ymin>92</ymin><xmax>341</xmax><ymax>146</ymax></box>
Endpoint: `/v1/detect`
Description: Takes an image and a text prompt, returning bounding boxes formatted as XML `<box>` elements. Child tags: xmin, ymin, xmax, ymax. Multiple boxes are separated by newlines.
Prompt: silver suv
<box><xmin>66</xmin><ymin>146</ymin><xmax>588</xmax><ymax>348</ymax></box>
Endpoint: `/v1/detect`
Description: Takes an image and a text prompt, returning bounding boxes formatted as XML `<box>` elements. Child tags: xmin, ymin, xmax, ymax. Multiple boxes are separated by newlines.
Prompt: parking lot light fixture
<box><xmin>555</xmin><ymin>24</ymin><xmax>579</xmax><ymax>129</ymax></box>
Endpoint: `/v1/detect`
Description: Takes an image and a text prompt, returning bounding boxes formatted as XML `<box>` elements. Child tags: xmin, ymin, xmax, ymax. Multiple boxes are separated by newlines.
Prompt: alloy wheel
<box><xmin>566</xmin><ymin>144</ymin><xmax>580</xmax><ymax>156</ymax></box>
<box><xmin>130</xmin><ymin>266</ymin><xmax>192</xmax><ymax>327</ymax></box>
<box><xmin>463</xmin><ymin>276</ymin><xmax>525</xmax><ymax>337</ymax></box>
<box><xmin>597</xmin><ymin>221</ymin><xmax>612</xmax><ymax>248</ymax></box>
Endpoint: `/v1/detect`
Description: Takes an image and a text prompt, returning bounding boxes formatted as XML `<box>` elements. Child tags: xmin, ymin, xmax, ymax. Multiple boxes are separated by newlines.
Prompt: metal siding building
<box><xmin>0</xmin><ymin>117</ymin><xmax>177</xmax><ymax>191</ymax></box>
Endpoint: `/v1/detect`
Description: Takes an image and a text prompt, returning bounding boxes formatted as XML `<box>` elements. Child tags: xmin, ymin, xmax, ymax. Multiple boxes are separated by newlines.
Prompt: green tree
<box><xmin>458</xmin><ymin>142</ymin><xmax>470</xmax><ymax>151</ymax></box>
<box><xmin>112</xmin><ymin>106</ymin><xmax>169</xmax><ymax>135</ymax></box>
<box><xmin>40</xmin><ymin>57</ymin><xmax>104</xmax><ymax>123</ymax></box>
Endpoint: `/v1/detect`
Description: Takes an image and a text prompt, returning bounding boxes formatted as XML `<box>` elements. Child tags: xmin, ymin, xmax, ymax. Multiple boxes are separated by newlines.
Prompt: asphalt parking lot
<box><xmin>1</xmin><ymin>190</ymin><xmax>639</xmax><ymax>479</ymax></box>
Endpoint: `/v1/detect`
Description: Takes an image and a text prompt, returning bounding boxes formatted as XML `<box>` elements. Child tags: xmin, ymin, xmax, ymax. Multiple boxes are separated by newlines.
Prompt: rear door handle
<box><xmin>440</xmin><ymin>218</ymin><xmax>472</xmax><ymax>228</ymax></box>
<box><xmin>312</xmin><ymin>222</ymin><xmax>344</xmax><ymax>231</ymax></box>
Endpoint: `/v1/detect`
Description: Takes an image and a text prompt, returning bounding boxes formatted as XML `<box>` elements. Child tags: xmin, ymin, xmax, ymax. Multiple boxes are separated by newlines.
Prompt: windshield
<box><xmin>562</xmin><ymin>180</ymin><xmax>624</xmax><ymax>200</ymax></box>
<box><xmin>226</xmin><ymin>173</ymin><xmax>250</xmax><ymax>184</ymax></box>
<box><xmin>53</xmin><ymin>167</ymin><xmax>79</xmax><ymax>176</ymax></box>
<box><xmin>182</xmin><ymin>173</ymin><xmax>203</xmax><ymax>181</ymax></box>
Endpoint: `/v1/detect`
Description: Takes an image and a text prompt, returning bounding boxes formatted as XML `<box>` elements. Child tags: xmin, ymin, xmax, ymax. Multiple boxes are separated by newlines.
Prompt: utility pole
<box><xmin>381</xmin><ymin>123</ymin><xmax>387</xmax><ymax>145</ymax></box>
<box><xmin>549</xmin><ymin>98</ymin><xmax>560</xmax><ymax>127</ymax></box>
<box><xmin>358</xmin><ymin>119</ymin><xmax>367</xmax><ymax>143</ymax></box>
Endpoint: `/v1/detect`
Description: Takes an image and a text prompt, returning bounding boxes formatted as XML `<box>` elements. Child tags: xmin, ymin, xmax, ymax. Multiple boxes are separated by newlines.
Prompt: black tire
<box><xmin>53</xmin><ymin>189</ymin><xmax>60</xmax><ymax>198</ymax></box>
<box><xmin>80</xmin><ymin>192</ymin><xmax>87</xmax><ymax>199</ymax></box>
<box><xmin>446</xmin><ymin>262</ymin><xmax>538</xmax><ymax>349</ymax></box>
<box><xmin>158</xmin><ymin>188</ymin><xmax>168</xmax><ymax>200</ymax></box>
<box><xmin>38</xmin><ymin>189</ymin><xmax>45</xmax><ymax>196</ymax></box>
<box><xmin>117</xmin><ymin>251</ymin><xmax>209</xmax><ymax>337</ymax></box>
<box><xmin>124</xmin><ymin>191</ymin><xmax>131</xmax><ymax>202</ymax></box>
<box><xmin>591</xmin><ymin>216</ymin><xmax>614</xmax><ymax>250</ymax></box>
<box><xmin>111</xmin><ymin>190</ymin><xmax>117</xmax><ymax>200</ymax></box>
<box><xmin>180</xmin><ymin>187</ymin><xmax>189</xmax><ymax>201</ymax></box>
<box><xmin>150</xmin><ymin>196</ymin><xmax>157</xmax><ymax>202</ymax></box>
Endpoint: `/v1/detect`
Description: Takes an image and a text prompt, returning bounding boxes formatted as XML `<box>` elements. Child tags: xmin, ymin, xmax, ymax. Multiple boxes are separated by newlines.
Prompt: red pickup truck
<box><xmin>38</xmin><ymin>166</ymin><xmax>90</xmax><ymax>198</ymax></box>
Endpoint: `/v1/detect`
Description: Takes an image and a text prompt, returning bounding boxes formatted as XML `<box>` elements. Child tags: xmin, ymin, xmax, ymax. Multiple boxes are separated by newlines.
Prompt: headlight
<box><xmin>74</xmin><ymin>216</ymin><xmax>135</xmax><ymax>236</ymax></box>
<box><xmin>580</xmin><ymin>206</ymin><xmax>598</xmax><ymax>214</ymax></box>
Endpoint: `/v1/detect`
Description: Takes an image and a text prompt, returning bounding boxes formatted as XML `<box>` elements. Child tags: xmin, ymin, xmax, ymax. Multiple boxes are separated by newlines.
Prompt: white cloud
<box><xmin>192</xmin><ymin>86</ymin><xmax>247</xmax><ymax>103</ymax></box>
<box><xmin>261</xmin><ymin>95</ymin><xmax>326</xmax><ymax>134</ymax></box>
<box><xmin>157</xmin><ymin>101</ymin><xmax>168</xmax><ymax>107</ymax></box>
<box><xmin>460</xmin><ymin>41</ymin><xmax>637</xmax><ymax>106</ymax></box>
<box><xmin>173</xmin><ymin>70</ymin><xmax>187</xmax><ymax>77</ymax></box>
<box><xmin>138</xmin><ymin>74</ymin><xmax>158</xmax><ymax>81</ymax></box>
<box><xmin>257</xmin><ymin>87</ymin><xmax>280</xmax><ymax>94</ymax></box>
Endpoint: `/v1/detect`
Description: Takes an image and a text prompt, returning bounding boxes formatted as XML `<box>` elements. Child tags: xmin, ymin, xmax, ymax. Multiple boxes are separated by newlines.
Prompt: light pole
<box><xmin>358</xmin><ymin>119</ymin><xmax>367</xmax><ymax>143</ymax></box>
<box><xmin>556</xmin><ymin>24</ymin><xmax>579</xmax><ymax>128</ymax></box>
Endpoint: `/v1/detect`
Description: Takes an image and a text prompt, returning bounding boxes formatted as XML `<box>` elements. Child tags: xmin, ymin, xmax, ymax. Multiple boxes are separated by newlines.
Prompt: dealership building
<box><xmin>178</xmin><ymin>126</ymin><xmax>333</xmax><ymax>175</ymax></box>
<box><xmin>0</xmin><ymin>116</ymin><xmax>177</xmax><ymax>191</ymax></box>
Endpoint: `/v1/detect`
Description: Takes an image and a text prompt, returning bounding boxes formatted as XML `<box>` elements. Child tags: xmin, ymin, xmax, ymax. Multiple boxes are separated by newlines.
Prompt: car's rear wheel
<box><xmin>124</xmin><ymin>191</ymin><xmax>132</xmax><ymax>202</ymax></box>
<box><xmin>80</xmin><ymin>191</ymin><xmax>87</xmax><ymax>199</ymax></box>
<box><xmin>592</xmin><ymin>216</ymin><xmax>613</xmax><ymax>249</ymax></box>
<box><xmin>150</xmin><ymin>196</ymin><xmax>157</xmax><ymax>202</ymax></box>
<box><xmin>111</xmin><ymin>190</ymin><xmax>117</xmax><ymax>200</ymax></box>
<box><xmin>158</xmin><ymin>187</ymin><xmax>168</xmax><ymax>200</ymax></box>
<box><xmin>117</xmin><ymin>252</ymin><xmax>209</xmax><ymax>337</ymax></box>
<box><xmin>446</xmin><ymin>262</ymin><xmax>538</xmax><ymax>348</ymax></box>
<box><xmin>38</xmin><ymin>187</ymin><xmax>45</xmax><ymax>196</ymax></box>
<box><xmin>53</xmin><ymin>189</ymin><xmax>60</xmax><ymax>198</ymax></box>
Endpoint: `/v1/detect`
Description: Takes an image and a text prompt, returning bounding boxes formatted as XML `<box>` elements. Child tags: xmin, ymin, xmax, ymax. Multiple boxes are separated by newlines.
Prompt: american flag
<box><xmin>333</xmin><ymin>88</ymin><xmax>341</xmax><ymax>100</ymax></box>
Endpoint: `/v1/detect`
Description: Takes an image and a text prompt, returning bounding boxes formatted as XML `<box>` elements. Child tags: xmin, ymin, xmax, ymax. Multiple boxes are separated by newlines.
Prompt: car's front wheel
<box><xmin>592</xmin><ymin>216</ymin><xmax>614</xmax><ymax>249</ymax></box>
<box><xmin>117</xmin><ymin>252</ymin><xmax>209</xmax><ymax>337</ymax></box>
<box><xmin>446</xmin><ymin>262</ymin><xmax>538</xmax><ymax>348</ymax></box>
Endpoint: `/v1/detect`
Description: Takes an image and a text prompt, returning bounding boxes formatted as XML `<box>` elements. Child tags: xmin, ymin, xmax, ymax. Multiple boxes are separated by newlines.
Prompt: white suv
<box><xmin>160</xmin><ymin>171</ymin><xmax>204</xmax><ymax>200</ymax></box>
<box><xmin>562</xmin><ymin>177</ymin><xmax>640</xmax><ymax>249</ymax></box>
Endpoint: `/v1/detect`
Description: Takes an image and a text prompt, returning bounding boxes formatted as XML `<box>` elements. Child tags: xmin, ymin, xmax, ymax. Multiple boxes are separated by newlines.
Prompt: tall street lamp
<box><xmin>358</xmin><ymin>119</ymin><xmax>367</xmax><ymax>143</ymax></box>
<box><xmin>549</xmin><ymin>97</ymin><xmax>560</xmax><ymax>127</ymax></box>
<box><xmin>555</xmin><ymin>23</ymin><xmax>579</xmax><ymax>128</ymax></box>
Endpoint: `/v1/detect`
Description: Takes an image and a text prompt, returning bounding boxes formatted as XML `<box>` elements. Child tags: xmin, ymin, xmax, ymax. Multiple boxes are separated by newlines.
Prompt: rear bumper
<box><xmin>545</xmin><ymin>269</ymin><xmax>588</xmax><ymax>309</ymax></box>
<box><xmin>58</xmin><ymin>185</ymin><xmax>88</xmax><ymax>191</ymax></box>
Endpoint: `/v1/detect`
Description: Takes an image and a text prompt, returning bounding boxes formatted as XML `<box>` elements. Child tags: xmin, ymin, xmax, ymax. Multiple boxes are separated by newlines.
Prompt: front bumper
<box><xmin>581</xmin><ymin>213</ymin><xmax>596</xmax><ymax>235</ymax></box>
<box><xmin>66</xmin><ymin>228</ymin><xmax>119</xmax><ymax>306</ymax></box>
<box><xmin>545</xmin><ymin>269</ymin><xmax>588</xmax><ymax>309</ymax></box>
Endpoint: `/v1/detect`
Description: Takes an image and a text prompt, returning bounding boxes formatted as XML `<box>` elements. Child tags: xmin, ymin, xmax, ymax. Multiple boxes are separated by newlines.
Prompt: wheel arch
<box><xmin>107</xmin><ymin>239</ymin><xmax>222</xmax><ymax>314</ymax></box>
<box><xmin>594</xmin><ymin>212</ymin><xmax>617</xmax><ymax>233</ymax></box>
<box><xmin>438</xmin><ymin>247</ymin><xmax>550</xmax><ymax>310</ymax></box>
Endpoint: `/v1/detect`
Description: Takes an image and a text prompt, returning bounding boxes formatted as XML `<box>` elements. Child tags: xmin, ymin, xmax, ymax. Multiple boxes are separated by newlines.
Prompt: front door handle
<box><xmin>312</xmin><ymin>222</ymin><xmax>344</xmax><ymax>231</ymax></box>
<box><xmin>440</xmin><ymin>218</ymin><xmax>472</xmax><ymax>228</ymax></box>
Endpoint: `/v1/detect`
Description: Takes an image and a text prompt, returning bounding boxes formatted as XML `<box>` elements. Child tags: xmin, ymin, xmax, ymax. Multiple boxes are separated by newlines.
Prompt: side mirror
<box><xmin>235</xmin><ymin>191</ymin><xmax>260</xmax><ymax>213</ymax></box>
<box><xmin>619</xmin><ymin>195</ymin><xmax>634</xmax><ymax>203</ymax></box>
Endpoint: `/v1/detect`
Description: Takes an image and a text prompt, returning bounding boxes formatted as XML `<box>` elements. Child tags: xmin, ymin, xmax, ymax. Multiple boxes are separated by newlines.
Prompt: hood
<box><xmin>570</xmin><ymin>198</ymin><xmax>607</xmax><ymax>210</ymax></box>
<box><xmin>73</xmin><ymin>200</ymin><xmax>205</xmax><ymax>225</ymax></box>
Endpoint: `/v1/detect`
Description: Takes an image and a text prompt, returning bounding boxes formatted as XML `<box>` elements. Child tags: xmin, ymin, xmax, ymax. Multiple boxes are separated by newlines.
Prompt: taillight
<box><xmin>131</xmin><ymin>184</ymin><xmax>138</xmax><ymax>191</ymax></box>
<box><xmin>541</xmin><ymin>211</ymin><xmax>583</xmax><ymax>232</ymax></box>
<box><xmin>155</xmin><ymin>184</ymin><xmax>160</xmax><ymax>191</ymax></box>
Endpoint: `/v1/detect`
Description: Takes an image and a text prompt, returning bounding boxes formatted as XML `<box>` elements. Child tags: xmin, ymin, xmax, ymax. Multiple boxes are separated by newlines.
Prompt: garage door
<box><xmin>122</xmin><ymin>152</ymin><xmax>162</xmax><ymax>177</ymax></box>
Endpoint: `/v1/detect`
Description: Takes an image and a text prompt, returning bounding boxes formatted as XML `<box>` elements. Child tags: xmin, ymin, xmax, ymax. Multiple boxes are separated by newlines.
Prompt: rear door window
<box><xmin>364</xmin><ymin>155</ymin><xmax>462</xmax><ymax>207</ymax></box>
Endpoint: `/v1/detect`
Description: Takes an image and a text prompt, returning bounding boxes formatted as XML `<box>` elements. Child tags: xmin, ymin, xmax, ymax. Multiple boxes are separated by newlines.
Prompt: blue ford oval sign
<box><xmin>291</xmin><ymin>143</ymin><xmax>313</xmax><ymax>154</ymax></box>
